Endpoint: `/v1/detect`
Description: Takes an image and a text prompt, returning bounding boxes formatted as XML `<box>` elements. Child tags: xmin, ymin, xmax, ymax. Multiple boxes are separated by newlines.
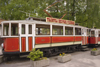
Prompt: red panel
<box><xmin>35</xmin><ymin>37</ymin><xmax>51</xmax><ymax>44</ymax></box>
<box><xmin>89</xmin><ymin>37</ymin><xmax>96</xmax><ymax>44</ymax></box>
<box><xmin>96</xmin><ymin>37</ymin><xmax>98</xmax><ymax>44</ymax></box>
<box><xmin>85</xmin><ymin>37</ymin><xmax>87</xmax><ymax>44</ymax></box>
<box><xmin>87</xmin><ymin>37</ymin><xmax>89</xmax><ymax>44</ymax></box>
<box><xmin>75</xmin><ymin>36</ymin><xmax>82</xmax><ymax>41</ymax></box>
<box><xmin>21</xmin><ymin>37</ymin><xmax>26</xmax><ymax>52</ymax></box>
<box><xmin>82</xmin><ymin>36</ymin><xmax>85</xmax><ymax>45</ymax></box>
<box><xmin>52</xmin><ymin>36</ymin><xmax>74</xmax><ymax>43</ymax></box>
<box><xmin>98</xmin><ymin>37</ymin><xmax>100</xmax><ymax>41</ymax></box>
<box><xmin>82</xmin><ymin>36</ymin><xmax>88</xmax><ymax>45</ymax></box>
<box><xmin>28</xmin><ymin>37</ymin><xmax>32</xmax><ymax>51</ymax></box>
<box><xmin>4</xmin><ymin>38</ymin><xmax>19</xmax><ymax>52</ymax></box>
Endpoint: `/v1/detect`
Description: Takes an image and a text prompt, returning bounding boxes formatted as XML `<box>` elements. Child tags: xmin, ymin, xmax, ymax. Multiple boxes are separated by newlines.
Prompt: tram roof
<box><xmin>1</xmin><ymin>20</ymin><xmax>87</xmax><ymax>28</ymax></box>
<box><xmin>90</xmin><ymin>28</ymin><xmax>100</xmax><ymax>30</ymax></box>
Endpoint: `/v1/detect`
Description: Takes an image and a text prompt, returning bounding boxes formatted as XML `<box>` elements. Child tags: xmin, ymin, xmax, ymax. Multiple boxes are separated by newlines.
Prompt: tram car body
<box><xmin>0</xmin><ymin>25</ymin><xmax>1</xmax><ymax>36</ymax></box>
<box><xmin>0</xmin><ymin>18</ymin><xmax>91</xmax><ymax>56</ymax></box>
<box><xmin>0</xmin><ymin>24</ymin><xmax>2</xmax><ymax>45</ymax></box>
<box><xmin>88</xmin><ymin>29</ymin><xmax>100</xmax><ymax>47</ymax></box>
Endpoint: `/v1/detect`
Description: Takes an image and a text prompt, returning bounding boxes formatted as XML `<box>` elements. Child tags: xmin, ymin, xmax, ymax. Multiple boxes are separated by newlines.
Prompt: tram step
<box><xmin>20</xmin><ymin>55</ymin><xmax>28</xmax><ymax>58</ymax></box>
<box><xmin>81</xmin><ymin>48</ymin><xmax>90</xmax><ymax>51</ymax></box>
<box><xmin>81</xmin><ymin>46</ymin><xmax>88</xmax><ymax>49</ymax></box>
<box><xmin>95</xmin><ymin>45</ymin><xmax>99</xmax><ymax>47</ymax></box>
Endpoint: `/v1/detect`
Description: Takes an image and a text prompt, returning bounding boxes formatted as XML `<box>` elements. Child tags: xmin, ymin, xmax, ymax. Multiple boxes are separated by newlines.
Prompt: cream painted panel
<box><xmin>35</xmin><ymin>44</ymin><xmax>50</xmax><ymax>48</ymax></box>
<box><xmin>35</xmin><ymin>41</ymin><xmax>82</xmax><ymax>48</ymax></box>
<box><xmin>74</xmin><ymin>41</ymin><xmax>82</xmax><ymax>44</ymax></box>
<box><xmin>51</xmin><ymin>42</ymin><xmax>74</xmax><ymax>47</ymax></box>
<box><xmin>98</xmin><ymin>42</ymin><xmax>100</xmax><ymax>44</ymax></box>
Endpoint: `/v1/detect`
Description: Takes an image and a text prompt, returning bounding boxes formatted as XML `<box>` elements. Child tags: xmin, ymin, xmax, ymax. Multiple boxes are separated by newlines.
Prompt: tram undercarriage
<box><xmin>39</xmin><ymin>44</ymin><xmax>84</xmax><ymax>57</ymax></box>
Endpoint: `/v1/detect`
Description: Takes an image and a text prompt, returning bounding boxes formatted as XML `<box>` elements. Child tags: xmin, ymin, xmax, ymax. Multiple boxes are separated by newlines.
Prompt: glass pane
<box><xmin>29</xmin><ymin>25</ymin><xmax>32</xmax><ymax>34</ymax></box>
<box><xmin>3</xmin><ymin>23</ymin><xmax>9</xmax><ymax>36</ymax></box>
<box><xmin>99</xmin><ymin>31</ymin><xmax>100</xmax><ymax>37</ymax></box>
<box><xmin>53</xmin><ymin>25</ymin><xmax>63</xmax><ymax>35</ymax></box>
<box><xmin>36</xmin><ymin>24</ymin><xmax>50</xmax><ymax>35</ymax></box>
<box><xmin>75</xmin><ymin>28</ymin><xmax>81</xmax><ymax>35</ymax></box>
<box><xmin>65</xmin><ymin>27</ymin><xmax>73</xmax><ymax>35</ymax></box>
<box><xmin>11</xmin><ymin>23</ymin><xmax>18</xmax><ymax>36</ymax></box>
<box><xmin>87</xmin><ymin>29</ymin><xmax>90</xmax><ymax>36</ymax></box>
<box><xmin>22</xmin><ymin>24</ymin><xmax>25</xmax><ymax>34</ymax></box>
<box><xmin>91</xmin><ymin>31</ymin><xmax>95</xmax><ymax>37</ymax></box>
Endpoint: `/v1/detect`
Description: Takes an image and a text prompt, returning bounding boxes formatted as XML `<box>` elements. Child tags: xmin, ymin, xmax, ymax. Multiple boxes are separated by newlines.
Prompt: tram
<box><xmin>88</xmin><ymin>29</ymin><xmax>100</xmax><ymax>47</ymax></box>
<box><xmin>0</xmin><ymin>17</ymin><xmax>100</xmax><ymax>56</ymax></box>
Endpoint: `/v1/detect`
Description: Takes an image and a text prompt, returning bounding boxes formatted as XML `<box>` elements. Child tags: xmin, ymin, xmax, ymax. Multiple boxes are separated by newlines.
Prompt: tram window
<box><xmin>87</xmin><ymin>29</ymin><xmax>90</xmax><ymax>36</ymax></box>
<box><xmin>3</xmin><ymin>23</ymin><xmax>9</xmax><ymax>36</ymax></box>
<box><xmin>29</xmin><ymin>25</ymin><xmax>32</xmax><ymax>34</ymax></box>
<box><xmin>11</xmin><ymin>23</ymin><xmax>18</xmax><ymax>36</ymax></box>
<box><xmin>52</xmin><ymin>25</ymin><xmax>63</xmax><ymax>35</ymax></box>
<box><xmin>99</xmin><ymin>31</ymin><xmax>100</xmax><ymax>37</ymax></box>
<box><xmin>65</xmin><ymin>27</ymin><xmax>73</xmax><ymax>35</ymax></box>
<box><xmin>91</xmin><ymin>31</ymin><xmax>95</xmax><ymax>37</ymax></box>
<box><xmin>75</xmin><ymin>28</ymin><xmax>81</xmax><ymax>35</ymax></box>
<box><xmin>36</xmin><ymin>24</ymin><xmax>50</xmax><ymax>35</ymax></box>
<box><xmin>22</xmin><ymin>24</ymin><xmax>25</xmax><ymax>34</ymax></box>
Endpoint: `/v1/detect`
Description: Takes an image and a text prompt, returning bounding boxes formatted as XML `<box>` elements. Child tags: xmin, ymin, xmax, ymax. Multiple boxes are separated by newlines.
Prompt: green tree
<box><xmin>0</xmin><ymin>0</ymin><xmax>100</xmax><ymax>28</ymax></box>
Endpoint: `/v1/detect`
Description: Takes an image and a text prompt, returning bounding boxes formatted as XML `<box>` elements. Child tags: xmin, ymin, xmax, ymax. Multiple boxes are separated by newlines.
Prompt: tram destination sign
<box><xmin>46</xmin><ymin>17</ymin><xmax>75</xmax><ymax>25</ymax></box>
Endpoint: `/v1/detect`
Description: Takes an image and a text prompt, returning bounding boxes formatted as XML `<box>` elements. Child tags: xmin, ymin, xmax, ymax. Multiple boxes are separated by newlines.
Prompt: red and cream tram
<box><xmin>0</xmin><ymin>17</ymin><xmax>95</xmax><ymax>56</ymax></box>
<box><xmin>88</xmin><ymin>29</ymin><xmax>100</xmax><ymax>47</ymax></box>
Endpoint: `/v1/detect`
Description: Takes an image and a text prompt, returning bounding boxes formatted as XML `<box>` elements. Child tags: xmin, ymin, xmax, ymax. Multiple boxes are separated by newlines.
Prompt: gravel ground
<box><xmin>0</xmin><ymin>50</ymin><xmax>100</xmax><ymax>67</ymax></box>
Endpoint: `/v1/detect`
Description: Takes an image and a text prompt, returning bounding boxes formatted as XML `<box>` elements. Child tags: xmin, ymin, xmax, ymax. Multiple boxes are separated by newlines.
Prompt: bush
<box><xmin>27</xmin><ymin>48</ymin><xmax>43</xmax><ymax>61</ymax></box>
<box><xmin>92</xmin><ymin>48</ymin><xmax>97</xmax><ymax>51</ymax></box>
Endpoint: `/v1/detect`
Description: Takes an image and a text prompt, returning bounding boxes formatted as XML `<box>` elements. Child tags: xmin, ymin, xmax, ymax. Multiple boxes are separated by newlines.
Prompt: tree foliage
<box><xmin>0</xmin><ymin>0</ymin><xmax>100</xmax><ymax>28</ymax></box>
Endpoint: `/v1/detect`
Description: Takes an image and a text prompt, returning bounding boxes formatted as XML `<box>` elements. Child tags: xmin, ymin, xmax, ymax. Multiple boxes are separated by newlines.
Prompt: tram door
<box><xmin>98</xmin><ymin>31</ymin><xmax>100</xmax><ymax>44</ymax></box>
<box><xmin>95</xmin><ymin>30</ymin><xmax>98</xmax><ymax>44</ymax></box>
<box><xmin>19</xmin><ymin>24</ymin><xmax>34</xmax><ymax>52</ymax></box>
<box><xmin>82</xmin><ymin>28</ymin><xmax>86</xmax><ymax>45</ymax></box>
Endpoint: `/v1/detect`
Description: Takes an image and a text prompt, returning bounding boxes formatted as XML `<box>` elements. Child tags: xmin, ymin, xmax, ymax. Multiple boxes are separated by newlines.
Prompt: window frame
<box><xmin>87</xmin><ymin>29</ymin><xmax>90</xmax><ymax>36</ymax></box>
<box><xmin>21</xmin><ymin>24</ymin><xmax>26</xmax><ymax>34</ymax></box>
<box><xmin>36</xmin><ymin>24</ymin><xmax>50</xmax><ymax>35</ymax></box>
<box><xmin>98</xmin><ymin>31</ymin><xmax>100</xmax><ymax>37</ymax></box>
<box><xmin>11</xmin><ymin>23</ymin><xmax>19</xmax><ymax>36</ymax></box>
<box><xmin>75</xmin><ymin>27</ymin><xmax>81</xmax><ymax>35</ymax></box>
<box><xmin>91</xmin><ymin>30</ymin><xmax>95</xmax><ymax>37</ymax></box>
<box><xmin>28</xmin><ymin>24</ymin><xmax>32</xmax><ymax>34</ymax></box>
<box><xmin>52</xmin><ymin>25</ymin><xmax>63</xmax><ymax>35</ymax></box>
<box><xmin>65</xmin><ymin>26</ymin><xmax>73</xmax><ymax>35</ymax></box>
<box><xmin>3</xmin><ymin>23</ymin><xmax>9</xmax><ymax>36</ymax></box>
